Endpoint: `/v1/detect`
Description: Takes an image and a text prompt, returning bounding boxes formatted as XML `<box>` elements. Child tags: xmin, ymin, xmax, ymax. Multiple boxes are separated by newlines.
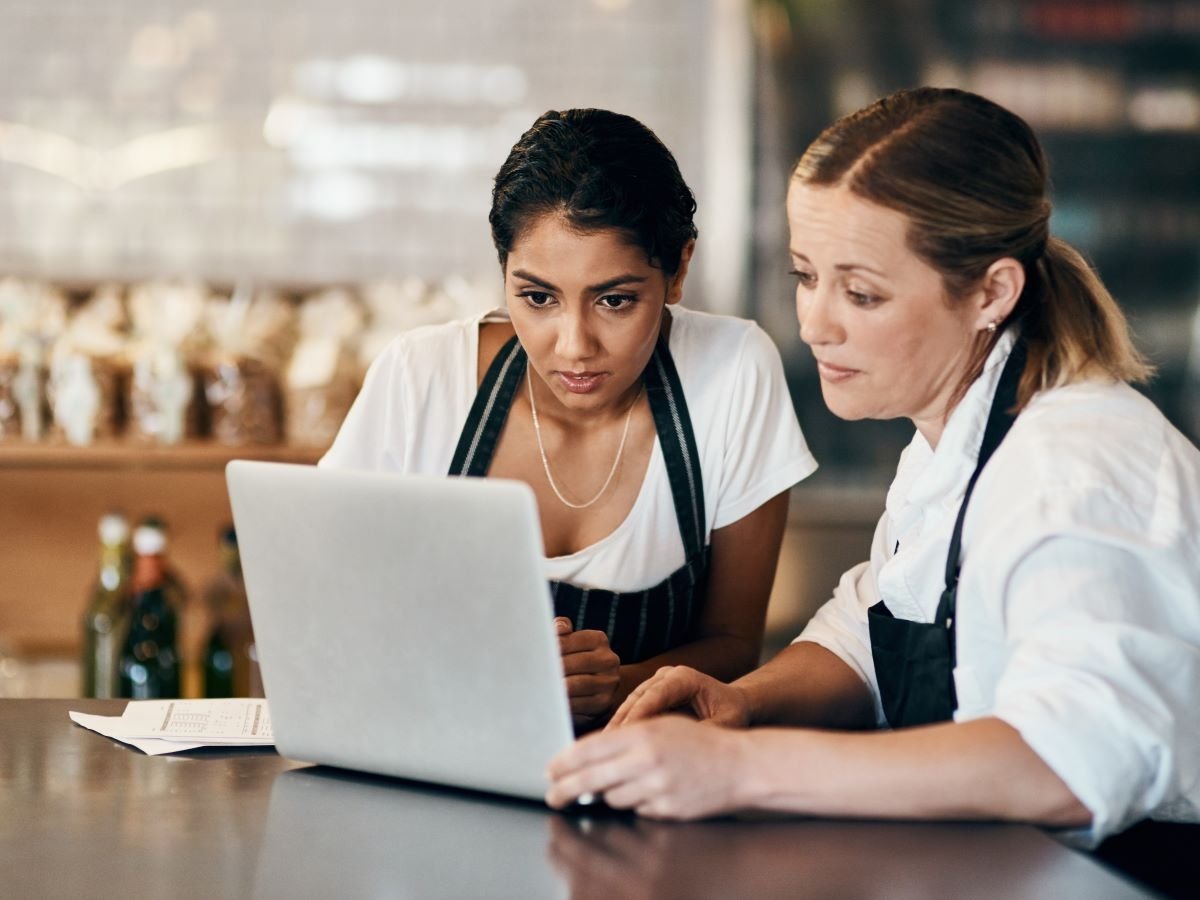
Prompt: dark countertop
<box><xmin>3</xmin><ymin>699</ymin><xmax>1152</xmax><ymax>899</ymax></box>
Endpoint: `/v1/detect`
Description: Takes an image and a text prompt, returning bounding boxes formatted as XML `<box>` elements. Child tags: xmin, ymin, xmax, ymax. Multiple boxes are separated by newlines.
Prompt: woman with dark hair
<box><xmin>546</xmin><ymin>88</ymin><xmax>1199</xmax><ymax>893</ymax></box>
<box><xmin>322</xmin><ymin>109</ymin><xmax>816</xmax><ymax>728</ymax></box>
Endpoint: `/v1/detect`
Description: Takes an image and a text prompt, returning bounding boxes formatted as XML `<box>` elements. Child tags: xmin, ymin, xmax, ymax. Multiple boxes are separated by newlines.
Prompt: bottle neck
<box><xmin>99</xmin><ymin>543</ymin><xmax>125</xmax><ymax>575</ymax></box>
<box><xmin>132</xmin><ymin>553</ymin><xmax>166</xmax><ymax>593</ymax></box>
<box><xmin>99</xmin><ymin>544</ymin><xmax>128</xmax><ymax>593</ymax></box>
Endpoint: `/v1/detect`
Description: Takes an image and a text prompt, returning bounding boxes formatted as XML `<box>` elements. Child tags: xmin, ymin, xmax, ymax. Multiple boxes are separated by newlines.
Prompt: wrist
<box><xmin>729</xmin><ymin>681</ymin><xmax>756</xmax><ymax>727</ymax></box>
<box><xmin>726</xmin><ymin>729</ymin><xmax>766</xmax><ymax>809</ymax></box>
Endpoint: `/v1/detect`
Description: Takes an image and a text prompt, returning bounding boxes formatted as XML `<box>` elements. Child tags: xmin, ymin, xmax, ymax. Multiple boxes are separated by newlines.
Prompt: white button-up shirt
<box><xmin>797</xmin><ymin>328</ymin><xmax>1200</xmax><ymax>844</ymax></box>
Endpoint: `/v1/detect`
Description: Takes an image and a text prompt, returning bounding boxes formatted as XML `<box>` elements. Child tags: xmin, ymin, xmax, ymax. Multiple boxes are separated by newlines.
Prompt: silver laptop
<box><xmin>225</xmin><ymin>460</ymin><xmax>575</xmax><ymax>801</ymax></box>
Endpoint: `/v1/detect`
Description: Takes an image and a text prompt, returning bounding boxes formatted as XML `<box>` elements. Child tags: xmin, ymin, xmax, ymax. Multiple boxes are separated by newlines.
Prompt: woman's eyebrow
<box><xmin>510</xmin><ymin>269</ymin><xmax>558</xmax><ymax>291</ymax></box>
<box><xmin>788</xmin><ymin>251</ymin><xmax>886</xmax><ymax>278</ymax></box>
<box><xmin>510</xmin><ymin>270</ymin><xmax>649</xmax><ymax>293</ymax></box>
<box><xmin>588</xmin><ymin>274</ymin><xmax>648</xmax><ymax>292</ymax></box>
<box><xmin>835</xmin><ymin>263</ymin><xmax>887</xmax><ymax>277</ymax></box>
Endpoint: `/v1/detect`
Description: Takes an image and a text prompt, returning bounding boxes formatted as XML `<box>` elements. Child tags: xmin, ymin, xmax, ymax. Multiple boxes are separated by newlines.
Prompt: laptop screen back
<box><xmin>226</xmin><ymin>460</ymin><xmax>574</xmax><ymax>800</ymax></box>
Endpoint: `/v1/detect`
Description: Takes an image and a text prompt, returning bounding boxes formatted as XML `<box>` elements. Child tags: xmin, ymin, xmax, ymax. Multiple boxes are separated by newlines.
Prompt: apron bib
<box><xmin>448</xmin><ymin>335</ymin><xmax>709</xmax><ymax>664</ymax></box>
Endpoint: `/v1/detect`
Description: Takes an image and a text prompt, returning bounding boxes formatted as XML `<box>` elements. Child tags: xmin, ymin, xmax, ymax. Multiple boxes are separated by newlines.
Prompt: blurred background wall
<box><xmin>1</xmin><ymin>0</ymin><xmax>1196</xmax><ymax>692</ymax></box>
<box><xmin>0</xmin><ymin>0</ymin><xmax>755</xmax><ymax>306</ymax></box>
<box><xmin>750</xmin><ymin>0</ymin><xmax>1200</xmax><ymax>480</ymax></box>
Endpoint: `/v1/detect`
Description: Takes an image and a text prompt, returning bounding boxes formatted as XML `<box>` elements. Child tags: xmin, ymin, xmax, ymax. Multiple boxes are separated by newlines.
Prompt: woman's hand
<box><xmin>557</xmin><ymin>617</ymin><xmax>621</xmax><ymax>725</ymax></box>
<box><xmin>607</xmin><ymin>665</ymin><xmax>751</xmax><ymax>729</ymax></box>
<box><xmin>546</xmin><ymin>716</ymin><xmax>748</xmax><ymax>819</ymax></box>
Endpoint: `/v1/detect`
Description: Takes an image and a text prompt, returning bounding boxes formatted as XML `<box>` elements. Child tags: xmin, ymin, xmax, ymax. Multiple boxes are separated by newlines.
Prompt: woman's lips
<box><xmin>815</xmin><ymin>359</ymin><xmax>860</xmax><ymax>383</ymax></box>
<box><xmin>556</xmin><ymin>371</ymin><xmax>609</xmax><ymax>394</ymax></box>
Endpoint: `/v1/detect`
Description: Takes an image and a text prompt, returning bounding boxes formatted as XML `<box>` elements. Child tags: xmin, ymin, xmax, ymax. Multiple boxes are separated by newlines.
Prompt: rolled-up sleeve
<box><xmin>987</xmin><ymin>533</ymin><xmax>1200</xmax><ymax>845</ymax></box>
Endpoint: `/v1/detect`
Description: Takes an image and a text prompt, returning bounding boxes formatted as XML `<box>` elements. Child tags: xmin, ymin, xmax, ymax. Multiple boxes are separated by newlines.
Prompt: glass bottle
<box><xmin>202</xmin><ymin>526</ymin><xmax>256</xmax><ymax>698</ymax></box>
<box><xmin>118</xmin><ymin>518</ymin><xmax>184</xmax><ymax>699</ymax></box>
<box><xmin>81</xmin><ymin>512</ymin><xmax>132</xmax><ymax>698</ymax></box>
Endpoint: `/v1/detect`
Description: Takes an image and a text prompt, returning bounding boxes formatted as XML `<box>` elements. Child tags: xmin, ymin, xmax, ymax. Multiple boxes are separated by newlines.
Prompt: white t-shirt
<box><xmin>798</xmin><ymin>328</ymin><xmax>1200</xmax><ymax>844</ymax></box>
<box><xmin>321</xmin><ymin>305</ymin><xmax>817</xmax><ymax>591</ymax></box>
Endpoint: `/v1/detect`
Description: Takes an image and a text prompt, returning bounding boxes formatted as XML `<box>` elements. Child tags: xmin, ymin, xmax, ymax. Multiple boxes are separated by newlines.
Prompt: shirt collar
<box><xmin>888</xmin><ymin>327</ymin><xmax>1019</xmax><ymax>517</ymax></box>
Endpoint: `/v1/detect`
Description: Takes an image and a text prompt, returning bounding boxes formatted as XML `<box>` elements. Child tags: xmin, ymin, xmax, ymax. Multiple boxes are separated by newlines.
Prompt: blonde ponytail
<box><xmin>1015</xmin><ymin>237</ymin><xmax>1154</xmax><ymax>408</ymax></box>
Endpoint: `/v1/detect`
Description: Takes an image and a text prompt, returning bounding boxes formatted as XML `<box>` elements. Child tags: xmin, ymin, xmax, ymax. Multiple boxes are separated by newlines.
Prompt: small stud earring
<box><xmin>986</xmin><ymin>320</ymin><xmax>999</xmax><ymax>334</ymax></box>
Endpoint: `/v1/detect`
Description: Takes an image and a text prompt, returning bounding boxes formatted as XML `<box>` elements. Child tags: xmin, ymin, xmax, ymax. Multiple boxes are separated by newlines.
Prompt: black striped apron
<box><xmin>448</xmin><ymin>336</ymin><xmax>709</xmax><ymax>664</ymax></box>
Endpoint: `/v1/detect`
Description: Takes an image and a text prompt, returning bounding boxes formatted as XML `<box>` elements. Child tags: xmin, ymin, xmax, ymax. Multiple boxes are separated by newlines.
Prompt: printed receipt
<box><xmin>69</xmin><ymin>699</ymin><xmax>274</xmax><ymax>755</ymax></box>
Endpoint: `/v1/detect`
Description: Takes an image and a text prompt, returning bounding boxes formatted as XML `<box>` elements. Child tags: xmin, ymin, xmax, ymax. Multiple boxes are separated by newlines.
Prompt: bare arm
<box><xmin>737</xmin><ymin>717</ymin><xmax>1090</xmax><ymax>825</ymax></box>
<box><xmin>610</xmin><ymin>636</ymin><xmax>876</xmax><ymax>731</ymax></box>
<box><xmin>575</xmin><ymin>630</ymin><xmax>1089</xmax><ymax>825</ymax></box>
<box><xmin>736</xmin><ymin>640</ymin><xmax>876</xmax><ymax>729</ymax></box>
<box><xmin>613</xmin><ymin>489</ymin><xmax>791</xmax><ymax>705</ymax></box>
<box><xmin>547</xmin><ymin>714</ymin><xmax>1091</xmax><ymax>828</ymax></box>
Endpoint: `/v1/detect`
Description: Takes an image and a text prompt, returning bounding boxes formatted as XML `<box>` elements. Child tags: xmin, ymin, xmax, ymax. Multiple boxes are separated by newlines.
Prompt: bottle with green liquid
<box><xmin>81</xmin><ymin>512</ymin><xmax>132</xmax><ymax>698</ymax></box>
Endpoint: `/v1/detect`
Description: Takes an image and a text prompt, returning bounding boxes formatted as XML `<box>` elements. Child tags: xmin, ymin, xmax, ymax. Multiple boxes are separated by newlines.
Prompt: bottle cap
<box><xmin>132</xmin><ymin>524</ymin><xmax>167</xmax><ymax>556</ymax></box>
<box><xmin>98</xmin><ymin>513</ymin><xmax>129</xmax><ymax>547</ymax></box>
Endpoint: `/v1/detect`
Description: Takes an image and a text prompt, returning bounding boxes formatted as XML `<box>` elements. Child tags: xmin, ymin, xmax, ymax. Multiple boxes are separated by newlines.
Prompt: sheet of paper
<box><xmin>67</xmin><ymin>714</ymin><xmax>206</xmax><ymax>755</ymax></box>
<box><xmin>69</xmin><ymin>699</ymin><xmax>274</xmax><ymax>756</ymax></box>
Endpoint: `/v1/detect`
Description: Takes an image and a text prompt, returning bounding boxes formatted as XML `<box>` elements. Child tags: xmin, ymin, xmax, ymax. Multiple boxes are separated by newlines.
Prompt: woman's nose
<box><xmin>797</xmin><ymin>285</ymin><xmax>840</xmax><ymax>347</ymax></box>
<box><xmin>555</xmin><ymin>310</ymin><xmax>598</xmax><ymax>361</ymax></box>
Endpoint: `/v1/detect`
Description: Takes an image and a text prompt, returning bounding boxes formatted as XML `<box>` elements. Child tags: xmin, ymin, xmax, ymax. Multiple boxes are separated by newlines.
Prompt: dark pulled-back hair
<box><xmin>793</xmin><ymin>87</ymin><xmax>1151</xmax><ymax>409</ymax></box>
<box><xmin>490</xmin><ymin>109</ymin><xmax>698</xmax><ymax>276</ymax></box>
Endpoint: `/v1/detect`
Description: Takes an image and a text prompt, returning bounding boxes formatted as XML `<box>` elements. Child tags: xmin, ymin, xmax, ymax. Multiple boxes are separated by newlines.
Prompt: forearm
<box><xmin>734</xmin><ymin>641</ymin><xmax>875</xmax><ymax>730</ymax></box>
<box><xmin>621</xmin><ymin>490</ymin><xmax>790</xmax><ymax>706</ymax></box>
<box><xmin>617</xmin><ymin>633</ymin><xmax>761</xmax><ymax>706</ymax></box>
<box><xmin>735</xmin><ymin>717</ymin><xmax>1091</xmax><ymax>827</ymax></box>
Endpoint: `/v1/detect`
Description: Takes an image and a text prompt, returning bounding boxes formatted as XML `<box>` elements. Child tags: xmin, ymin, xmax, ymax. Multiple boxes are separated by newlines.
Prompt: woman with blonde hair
<box><xmin>546</xmin><ymin>88</ymin><xmax>1199</xmax><ymax>896</ymax></box>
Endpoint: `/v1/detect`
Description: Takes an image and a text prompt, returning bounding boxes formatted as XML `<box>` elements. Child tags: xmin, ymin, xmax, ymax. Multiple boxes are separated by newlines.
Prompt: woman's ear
<box><xmin>974</xmin><ymin>257</ymin><xmax>1024</xmax><ymax>332</ymax></box>
<box><xmin>666</xmin><ymin>240</ymin><xmax>696</xmax><ymax>306</ymax></box>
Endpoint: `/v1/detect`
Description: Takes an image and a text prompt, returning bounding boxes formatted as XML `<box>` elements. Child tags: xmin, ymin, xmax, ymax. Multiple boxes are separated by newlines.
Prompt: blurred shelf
<box><xmin>0</xmin><ymin>441</ymin><xmax>325</xmax><ymax>471</ymax></box>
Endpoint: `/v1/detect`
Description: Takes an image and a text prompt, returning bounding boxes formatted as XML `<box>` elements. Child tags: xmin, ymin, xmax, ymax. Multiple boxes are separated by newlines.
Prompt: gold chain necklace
<box><xmin>527</xmin><ymin>372</ymin><xmax>640</xmax><ymax>510</ymax></box>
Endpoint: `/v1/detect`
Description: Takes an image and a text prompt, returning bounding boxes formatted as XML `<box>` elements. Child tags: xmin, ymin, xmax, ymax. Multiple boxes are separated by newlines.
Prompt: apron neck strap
<box><xmin>939</xmin><ymin>337</ymin><xmax>1028</xmax><ymax>604</ymax></box>
<box><xmin>448</xmin><ymin>333</ymin><xmax>708</xmax><ymax>558</ymax></box>
<box><xmin>448</xmin><ymin>336</ymin><xmax>526</xmax><ymax>478</ymax></box>
<box><xmin>644</xmin><ymin>335</ymin><xmax>707</xmax><ymax>559</ymax></box>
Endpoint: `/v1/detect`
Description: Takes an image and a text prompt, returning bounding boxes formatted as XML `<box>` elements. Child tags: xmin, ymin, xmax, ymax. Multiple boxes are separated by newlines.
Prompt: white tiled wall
<box><xmin>1</xmin><ymin>0</ymin><xmax>723</xmax><ymax>293</ymax></box>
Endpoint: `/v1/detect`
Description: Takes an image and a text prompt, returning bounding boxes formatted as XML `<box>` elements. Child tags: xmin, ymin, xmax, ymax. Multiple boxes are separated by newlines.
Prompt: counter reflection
<box><xmin>253</xmin><ymin>765</ymin><xmax>1141</xmax><ymax>900</ymax></box>
<box><xmin>253</xmin><ymin>767</ymin><xmax>567</xmax><ymax>899</ymax></box>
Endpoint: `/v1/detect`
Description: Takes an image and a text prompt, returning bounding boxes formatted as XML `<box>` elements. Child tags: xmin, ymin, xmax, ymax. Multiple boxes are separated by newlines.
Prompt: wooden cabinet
<box><xmin>0</xmin><ymin>442</ymin><xmax>322</xmax><ymax>659</ymax></box>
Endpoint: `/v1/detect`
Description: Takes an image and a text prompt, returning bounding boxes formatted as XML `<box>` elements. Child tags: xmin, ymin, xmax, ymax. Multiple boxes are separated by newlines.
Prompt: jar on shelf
<box><xmin>200</xmin><ymin>285</ymin><xmax>294</xmax><ymax>446</ymax></box>
<box><xmin>126</xmin><ymin>344</ymin><xmax>203</xmax><ymax>445</ymax></box>
<box><xmin>203</xmin><ymin>355</ymin><xmax>283</xmax><ymax>446</ymax></box>
<box><xmin>47</xmin><ymin>352</ymin><xmax>126</xmax><ymax>446</ymax></box>
<box><xmin>284</xmin><ymin>287</ymin><xmax>363</xmax><ymax>448</ymax></box>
